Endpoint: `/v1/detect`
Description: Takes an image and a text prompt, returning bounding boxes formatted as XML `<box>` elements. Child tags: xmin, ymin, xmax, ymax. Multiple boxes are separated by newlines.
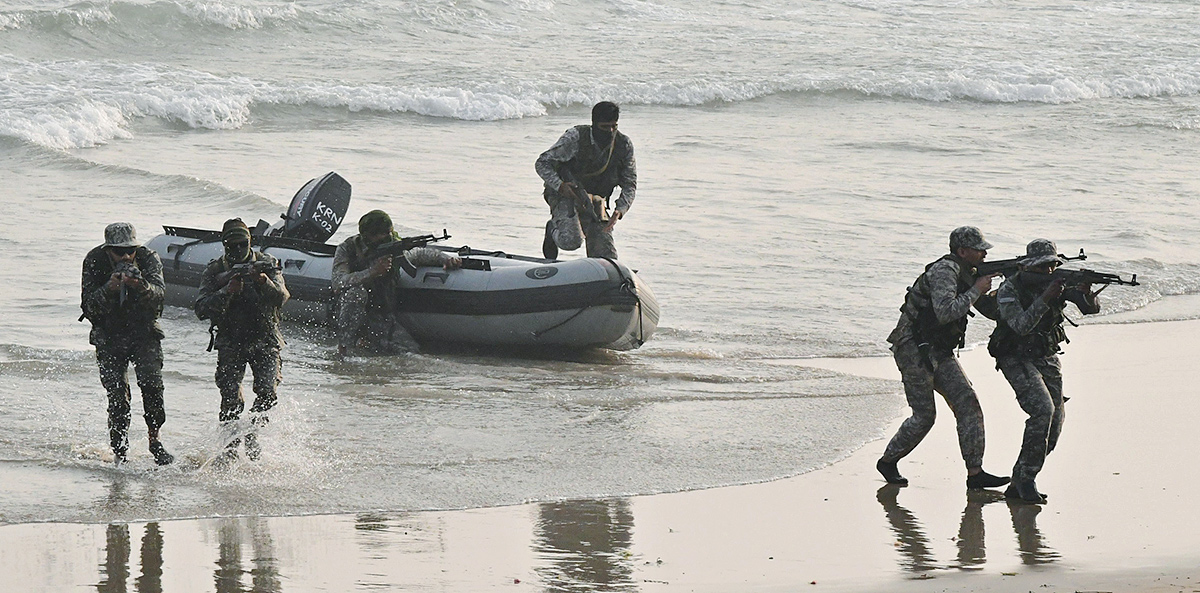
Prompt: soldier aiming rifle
<box><xmin>987</xmin><ymin>239</ymin><xmax>1138</xmax><ymax>504</ymax></box>
<box><xmin>80</xmin><ymin>222</ymin><xmax>174</xmax><ymax>466</ymax></box>
<box><xmin>194</xmin><ymin>218</ymin><xmax>289</xmax><ymax>464</ymax></box>
<box><xmin>332</xmin><ymin>210</ymin><xmax>461</xmax><ymax>356</ymax></box>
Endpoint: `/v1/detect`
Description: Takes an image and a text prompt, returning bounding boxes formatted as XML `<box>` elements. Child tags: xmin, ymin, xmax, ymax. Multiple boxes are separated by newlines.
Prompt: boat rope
<box><xmin>531</xmin><ymin>305</ymin><xmax>590</xmax><ymax>338</ymax></box>
<box><xmin>603</xmin><ymin>257</ymin><xmax>646</xmax><ymax>347</ymax></box>
<box><xmin>530</xmin><ymin>258</ymin><xmax>644</xmax><ymax>342</ymax></box>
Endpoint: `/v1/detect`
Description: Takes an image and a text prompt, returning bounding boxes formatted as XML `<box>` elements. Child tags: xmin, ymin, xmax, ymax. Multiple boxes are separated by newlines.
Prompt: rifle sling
<box><xmin>580</xmin><ymin>130</ymin><xmax>617</xmax><ymax>179</ymax></box>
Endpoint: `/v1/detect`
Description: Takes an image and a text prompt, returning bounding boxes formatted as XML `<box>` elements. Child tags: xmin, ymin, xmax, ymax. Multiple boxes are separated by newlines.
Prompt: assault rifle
<box><xmin>364</xmin><ymin>230</ymin><xmax>453</xmax><ymax>277</ymax></box>
<box><xmin>1051</xmin><ymin>267</ymin><xmax>1139</xmax><ymax>291</ymax></box>
<box><xmin>113</xmin><ymin>262</ymin><xmax>142</xmax><ymax>307</ymax></box>
<box><xmin>365</xmin><ymin>229</ymin><xmax>451</xmax><ymax>262</ymax></box>
<box><xmin>975</xmin><ymin>248</ymin><xmax>1088</xmax><ymax>278</ymax></box>
<box><xmin>558</xmin><ymin>169</ymin><xmax>608</xmax><ymax>224</ymax></box>
<box><xmin>215</xmin><ymin>260</ymin><xmax>283</xmax><ymax>288</ymax></box>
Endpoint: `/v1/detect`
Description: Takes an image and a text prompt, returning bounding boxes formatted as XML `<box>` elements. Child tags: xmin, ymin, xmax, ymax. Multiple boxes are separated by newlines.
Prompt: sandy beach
<box><xmin>4</xmin><ymin>0</ymin><xmax>1199</xmax><ymax>589</ymax></box>
<box><xmin>5</xmin><ymin>314</ymin><xmax>1200</xmax><ymax>593</ymax></box>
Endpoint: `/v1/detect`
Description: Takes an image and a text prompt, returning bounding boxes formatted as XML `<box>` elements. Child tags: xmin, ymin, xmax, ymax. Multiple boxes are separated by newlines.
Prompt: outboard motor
<box><xmin>266</xmin><ymin>172</ymin><xmax>351</xmax><ymax>243</ymax></box>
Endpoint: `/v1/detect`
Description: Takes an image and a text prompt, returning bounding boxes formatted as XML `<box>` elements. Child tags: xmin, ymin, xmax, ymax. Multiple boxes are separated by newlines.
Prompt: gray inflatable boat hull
<box><xmin>145</xmin><ymin>233</ymin><xmax>658</xmax><ymax>351</ymax></box>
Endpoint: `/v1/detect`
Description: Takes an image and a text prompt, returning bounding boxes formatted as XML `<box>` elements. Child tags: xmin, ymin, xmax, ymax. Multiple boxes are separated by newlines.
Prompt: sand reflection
<box><xmin>876</xmin><ymin>484</ymin><xmax>1058</xmax><ymax>574</ymax></box>
<box><xmin>533</xmin><ymin>498</ymin><xmax>636</xmax><ymax>592</ymax></box>
<box><xmin>96</xmin><ymin>517</ymin><xmax>282</xmax><ymax>593</ymax></box>
<box><xmin>215</xmin><ymin>518</ymin><xmax>282</xmax><ymax>593</ymax></box>
<box><xmin>96</xmin><ymin>522</ymin><xmax>162</xmax><ymax>593</ymax></box>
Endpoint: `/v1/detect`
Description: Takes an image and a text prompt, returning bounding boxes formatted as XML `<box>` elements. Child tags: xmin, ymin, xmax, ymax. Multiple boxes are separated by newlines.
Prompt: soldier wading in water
<box><xmin>81</xmin><ymin>222</ymin><xmax>175</xmax><ymax>466</ymax></box>
<box><xmin>195</xmin><ymin>219</ymin><xmax>289</xmax><ymax>463</ymax></box>
<box><xmin>988</xmin><ymin>239</ymin><xmax>1100</xmax><ymax>504</ymax></box>
<box><xmin>332</xmin><ymin>209</ymin><xmax>460</xmax><ymax>356</ymax></box>
<box><xmin>536</xmin><ymin>101</ymin><xmax>637</xmax><ymax>260</ymax></box>
<box><xmin>877</xmin><ymin>226</ymin><xmax>1010</xmax><ymax>490</ymax></box>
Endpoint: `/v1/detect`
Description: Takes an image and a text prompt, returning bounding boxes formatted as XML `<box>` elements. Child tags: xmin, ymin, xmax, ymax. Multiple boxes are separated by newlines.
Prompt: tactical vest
<box><xmin>210</xmin><ymin>251</ymin><xmax>278</xmax><ymax>342</ymax></box>
<box><xmin>344</xmin><ymin>235</ymin><xmax>402</xmax><ymax>313</ymax></box>
<box><xmin>902</xmin><ymin>254</ymin><xmax>977</xmax><ymax>353</ymax></box>
<box><xmin>987</xmin><ymin>272</ymin><xmax>1068</xmax><ymax>359</ymax></box>
<box><xmin>80</xmin><ymin>245</ymin><xmax>164</xmax><ymax>333</ymax></box>
<box><xmin>347</xmin><ymin>236</ymin><xmax>370</xmax><ymax>273</ymax></box>
<box><xmin>559</xmin><ymin>125</ymin><xmax>631</xmax><ymax>200</ymax></box>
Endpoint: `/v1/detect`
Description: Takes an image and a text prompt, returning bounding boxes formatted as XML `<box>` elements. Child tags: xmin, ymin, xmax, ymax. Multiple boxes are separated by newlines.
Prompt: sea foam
<box><xmin>0</xmin><ymin>0</ymin><xmax>302</xmax><ymax>32</ymax></box>
<box><xmin>6</xmin><ymin>54</ymin><xmax>1200</xmax><ymax>150</ymax></box>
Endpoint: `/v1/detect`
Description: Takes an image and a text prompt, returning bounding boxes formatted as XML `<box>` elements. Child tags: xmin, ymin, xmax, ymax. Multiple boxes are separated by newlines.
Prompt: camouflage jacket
<box><xmin>988</xmin><ymin>271</ymin><xmax>1100</xmax><ymax>359</ymax></box>
<box><xmin>194</xmin><ymin>250</ymin><xmax>289</xmax><ymax>350</ymax></box>
<box><xmin>80</xmin><ymin>245</ymin><xmax>166</xmax><ymax>347</ymax></box>
<box><xmin>889</xmin><ymin>254</ymin><xmax>998</xmax><ymax>349</ymax></box>
<box><xmin>536</xmin><ymin>125</ymin><xmax>637</xmax><ymax>215</ymax></box>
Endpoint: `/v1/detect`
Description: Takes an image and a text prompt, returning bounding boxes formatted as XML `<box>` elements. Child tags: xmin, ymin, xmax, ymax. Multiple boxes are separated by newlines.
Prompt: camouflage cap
<box><xmin>358</xmin><ymin>210</ymin><xmax>393</xmax><ymax>236</ymax></box>
<box><xmin>221</xmin><ymin>218</ymin><xmax>251</xmax><ymax>242</ymax></box>
<box><xmin>949</xmin><ymin>226</ymin><xmax>992</xmax><ymax>251</ymax></box>
<box><xmin>103</xmin><ymin>222</ymin><xmax>140</xmax><ymax>248</ymax></box>
<box><xmin>1020</xmin><ymin>238</ymin><xmax>1063</xmax><ymax>268</ymax></box>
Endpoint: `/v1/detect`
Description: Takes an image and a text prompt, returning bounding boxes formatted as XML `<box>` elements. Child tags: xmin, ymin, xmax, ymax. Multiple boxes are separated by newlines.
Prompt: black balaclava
<box><xmin>591</xmin><ymin>101</ymin><xmax>620</xmax><ymax>146</ymax></box>
<box><xmin>221</xmin><ymin>218</ymin><xmax>252</xmax><ymax>263</ymax></box>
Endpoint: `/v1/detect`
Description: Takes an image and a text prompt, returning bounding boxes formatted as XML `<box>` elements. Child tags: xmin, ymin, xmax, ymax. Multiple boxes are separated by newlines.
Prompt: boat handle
<box><xmin>284</xmin><ymin>259</ymin><xmax>305</xmax><ymax>271</ymax></box>
<box><xmin>423</xmin><ymin>271</ymin><xmax>449</xmax><ymax>284</ymax></box>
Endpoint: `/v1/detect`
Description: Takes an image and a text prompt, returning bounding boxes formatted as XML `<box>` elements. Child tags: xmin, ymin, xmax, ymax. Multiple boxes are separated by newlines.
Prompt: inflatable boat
<box><xmin>144</xmin><ymin>173</ymin><xmax>659</xmax><ymax>351</ymax></box>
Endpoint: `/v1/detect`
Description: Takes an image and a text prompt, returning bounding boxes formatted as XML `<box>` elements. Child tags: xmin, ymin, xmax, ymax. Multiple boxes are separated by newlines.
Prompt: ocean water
<box><xmin>2</xmin><ymin>0</ymin><xmax>1200</xmax><ymax>526</ymax></box>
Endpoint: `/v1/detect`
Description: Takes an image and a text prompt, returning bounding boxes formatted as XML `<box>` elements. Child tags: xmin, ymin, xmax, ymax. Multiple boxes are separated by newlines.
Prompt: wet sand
<box><xmin>5</xmin><ymin>316</ymin><xmax>1200</xmax><ymax>592</ymax></box>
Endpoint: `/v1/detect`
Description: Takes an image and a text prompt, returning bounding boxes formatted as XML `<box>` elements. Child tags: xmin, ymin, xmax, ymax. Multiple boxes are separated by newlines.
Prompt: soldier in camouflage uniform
<box><xmin>536</xmin><ymin>101</ymin><xmax>637</xmax><ymax>260</ymax></box>
<box><xmin>81</xmin><ymin>223</ymin><xmax>175</xmax><ymax>468</ymax></box>
<box><xmin>194</xmin><ymin>219</ymin><xmax>289</xmax><ymax>461</ymax></box>
<box><xmin>80</xmin><ymin>223</ymin><xmax>175</xmax><ymax>466</ymax></box>
<box><xmin>332</xmin><ymin>209</ymin><xmax>460</xmax><ymax>356</ymax></box>
<box><xmin>988</xmin><ymin>239</ymin><xmax>1100</xmax><ymax>504</ymax></box>
<box><xmin>877</xmin><ymin>226</ymin><xmax>1009</xmax><ymax>490</ymax></box>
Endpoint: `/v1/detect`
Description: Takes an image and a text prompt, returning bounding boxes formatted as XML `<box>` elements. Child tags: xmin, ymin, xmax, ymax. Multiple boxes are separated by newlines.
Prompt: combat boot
<box><xmin>966</xmin><ymin>470</ymin><xmax>1010</xmax><ymax>489</ymax></box>
<box><xmin>149</xmin><ymin>440</ymin><xmax>174</xmax><ymax>466</ymax></box>
<box><xmin>211</xmin><ymin>437</ymin><xmax>241</xmax><ymax>469</ymax></box>
<box><xmin>542</xmin><ymin>220</ymin><xmax>558</xmax><ymax>260</ymax></box>
<box><xmin>1005</xmin><ymin>480</ymin><xmax>1047</xmax><ymax>504</ymax></box>
<box><xmin>111</xmin><ymin>431</ymin><xmax>128</xmax><ymax>466</ymax></box>
<box><xmin>876</xmin><ymin>458</ymin><xmax>908</xmax><ymax>485</ymax></box>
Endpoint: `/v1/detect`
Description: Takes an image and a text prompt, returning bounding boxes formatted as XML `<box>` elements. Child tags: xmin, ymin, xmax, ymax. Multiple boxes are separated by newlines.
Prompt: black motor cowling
<box><xmin>278</xmin><ymin>172</ymin><xmax>351</xmax><ymax>242</ymax></box>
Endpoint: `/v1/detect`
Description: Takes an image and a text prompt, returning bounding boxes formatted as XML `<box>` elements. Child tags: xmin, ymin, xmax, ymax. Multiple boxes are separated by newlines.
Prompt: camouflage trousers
<box><xmin>96</xmin><ymin>338</ymin><xmax>166</xmax><ymax>453</ymax></box>
<box><xmin>546</xmin><ymin>191</ymin><xmax>617</xmax><ymax>260</ymax></box>
<box><xmin>882</xmin><ymin>339</ymin><xmax>986</xmax><ymax>469</ymax></box>
<box><xmin>997</xmin><ymin>355</ymin><xmax>1064</xmax><ymax>483</ymax></box>
<box><xmin>336</xmin><ymin>285</ymin><xmax>419</xmax><ymax>353</ymax></box>
<box><xmin>215</xmin><ymin>342</ymin><xmax>281</xmax><ymax>425</ymax></box>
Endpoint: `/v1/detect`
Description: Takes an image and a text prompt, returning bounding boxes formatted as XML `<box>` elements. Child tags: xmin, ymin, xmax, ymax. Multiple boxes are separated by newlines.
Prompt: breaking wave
<box><xmin>6</xmin><ymin>53</ymin><xmax>1200</xmax><ymax>150</ymax></box>
<box><xmin>0</xmin><ymin>0</ymin><xmax>302</xmax><ymax>32</ymax></box>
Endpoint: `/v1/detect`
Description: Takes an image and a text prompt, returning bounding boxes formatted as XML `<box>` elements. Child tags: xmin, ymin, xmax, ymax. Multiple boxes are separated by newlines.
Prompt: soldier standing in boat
<box><xmin>536</xmin><ymin>101</ymin><xmax>637</xmax><ymax>260</ymax></box>
<box><xmin>988</xmin><ymin>239</ymin><xmax>1100</xmax><ymax>504</ymax></box>
<box><xmin>332</xmin><ymin>209</ymin><xmax>461</xmax><ymax>356</ymax></box>
<box><xmin>194</xmin><ymin>218</ymin><xmax>289</xmax><ymax>461</ymax></box>
<box><xmin>876</xmin><ymin>226</ymin><xmax>1009</xmax><ymax>490</ymax></box>
<box><xmin>80</xmin><ymin>222</ymin><xmax>175</xmax><ymax>466</ymax></box>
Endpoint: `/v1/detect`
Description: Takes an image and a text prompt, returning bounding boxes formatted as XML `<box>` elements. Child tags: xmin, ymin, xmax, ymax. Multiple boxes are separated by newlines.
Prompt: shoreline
<box><xmin>6</xmin><ymin>317</ymin><xmax>1200</xmax><ymax>592</ymax></box>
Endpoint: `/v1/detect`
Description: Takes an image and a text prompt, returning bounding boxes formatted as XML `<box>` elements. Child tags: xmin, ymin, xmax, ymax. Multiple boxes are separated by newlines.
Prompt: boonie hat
<box><xmin>1020</xmin><ymin>238</ymin><xmax>1063</xmax><ymax>268</ymax></box>
<box><xmin>949</xmin><ymin>226</ymin><xmax>993</xmax><ymax>251</ymax></box>
<box><xmin>104</xmin><ymin>222</ymin><xmax>140</xmax><ymax>248</ymax></box>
